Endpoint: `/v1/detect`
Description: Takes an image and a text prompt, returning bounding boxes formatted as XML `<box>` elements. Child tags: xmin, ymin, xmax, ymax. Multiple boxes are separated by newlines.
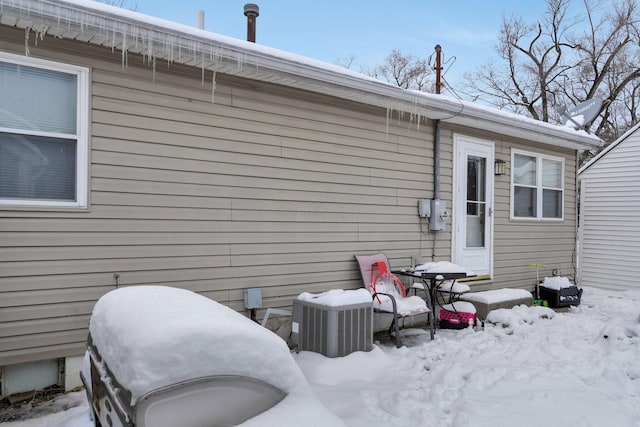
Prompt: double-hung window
<box><xmin>511</xmin><ymin>150</ymin><xmax>564</xmax><ymax>220</ymax></box>
<box><xmin>0</xmin><ymin>52</ymin><xmax>89</xmax><ymax>208</ymax></box>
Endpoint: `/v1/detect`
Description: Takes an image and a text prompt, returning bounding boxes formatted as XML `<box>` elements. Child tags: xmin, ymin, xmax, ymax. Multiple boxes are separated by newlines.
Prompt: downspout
<box><xmin>431</xmin><ymin>45</ymin><xmax>443</xmax><ymax>261</ymax></box>
<box><xmin>434</xmin><ymin>119</ymin><xmax>441</xmax><ymax>200</ymax></box>
<box><xmin>574</xmin><ymin>150</ymin><xmax>581</xmax><ymax>284</ymax></box>
<box><xmin>433</xmin><ymin>44</ymin><xmax>443</xmax><ymax>200</ymax></box>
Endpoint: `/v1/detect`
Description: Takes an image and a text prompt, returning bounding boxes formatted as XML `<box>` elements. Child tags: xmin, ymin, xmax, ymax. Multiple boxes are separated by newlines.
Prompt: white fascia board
<box><xmin>445</xmin><ymin>104</ymin><xmax>602</xmax><ymax>150</ymax></box>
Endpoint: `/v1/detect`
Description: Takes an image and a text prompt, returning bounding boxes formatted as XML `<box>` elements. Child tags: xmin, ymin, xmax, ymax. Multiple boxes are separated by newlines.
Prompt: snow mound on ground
<box><xmin>294</xmin><ymin>346</ymin><xmax>393</xmax><ymax>386</ymax></box>
<box><xmin>486</xmin><ymin>304</ymin><xmax>555</xmax><ymax>328</ymax></box>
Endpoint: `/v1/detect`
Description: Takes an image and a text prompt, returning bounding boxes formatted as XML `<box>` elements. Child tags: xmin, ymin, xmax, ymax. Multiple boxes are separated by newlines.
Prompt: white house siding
<box><xmin>578</xmin><ymin>128</ymin><xmax>640</xmax><ymax>291</ymax></box>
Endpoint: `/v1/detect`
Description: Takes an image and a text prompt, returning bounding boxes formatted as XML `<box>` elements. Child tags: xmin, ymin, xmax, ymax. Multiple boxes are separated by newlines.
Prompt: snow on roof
<box><xmin>88</xmin><ymin>286</ymin><xmax>307</xmax><ymax>404</ymax></box>
<box><xmin>0</xmin><ymin>0</ymin><xmax>602</xmax><ymax>150</ymax></box>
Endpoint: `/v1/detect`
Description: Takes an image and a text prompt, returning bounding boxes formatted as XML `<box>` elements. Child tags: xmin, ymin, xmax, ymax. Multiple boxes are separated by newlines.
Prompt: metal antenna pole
<box><xmin>434</xmin><ymin>44</ymin><xmax>442</xmax><ymax>94</ymax></box>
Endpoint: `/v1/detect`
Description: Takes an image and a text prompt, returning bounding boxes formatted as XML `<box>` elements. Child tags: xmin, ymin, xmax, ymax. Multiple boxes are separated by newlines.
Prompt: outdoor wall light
<box><xmin>494</xmin><ymin>159</ymin><xmax>506</xmax><ymax>176</ymax></box>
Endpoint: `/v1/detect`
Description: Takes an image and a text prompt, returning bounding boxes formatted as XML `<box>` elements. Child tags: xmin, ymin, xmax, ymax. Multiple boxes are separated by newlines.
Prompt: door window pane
<box><xmin>466</xmin><ymin>205</ymin><xmax>485</xmax><ymax>247</ymax></box>
<box><xmin>467</xmin><ymin>156</ymin><xmax>486</xmax><ymax>203</ymax></box>
<box><xmin>466</xmin><ymin>155</ymin><xmax>486</xmax><ymax>247</ymax></box>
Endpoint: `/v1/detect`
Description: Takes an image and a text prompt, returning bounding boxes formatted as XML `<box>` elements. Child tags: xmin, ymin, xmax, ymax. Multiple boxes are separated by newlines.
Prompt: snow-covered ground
<box><xmin>4</xmin><ymin>286</ymin><xmax>640</xmax><ymax>427</ymax></box>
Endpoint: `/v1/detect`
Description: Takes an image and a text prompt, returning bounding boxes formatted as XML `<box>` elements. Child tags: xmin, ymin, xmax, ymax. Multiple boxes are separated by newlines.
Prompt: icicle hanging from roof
<box><xmin>385</xmin><ymin>107</ymin><xmax>391</xmax><ymax>141</ymax></box>
<box><xmin>211</xmin><ymin>69</ymin><xmax>217</xmax><ymax>104</ymax></box>
<box><xmin>24</xmin><ymin>26</ymin><xmax>30</xmax><ymax>56</ymax></box>
<box><xmin>2</xmin><ymin>0</ymin><xmax>455</xmax><ymax>134</ymax></box>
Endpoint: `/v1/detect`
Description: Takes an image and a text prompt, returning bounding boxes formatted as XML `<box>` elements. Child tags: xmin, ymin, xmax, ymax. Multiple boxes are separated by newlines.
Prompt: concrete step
<box><xmin>458</xmin><ymin>289</ymin><xmax>534</xmax><ymax>320</ymax></box>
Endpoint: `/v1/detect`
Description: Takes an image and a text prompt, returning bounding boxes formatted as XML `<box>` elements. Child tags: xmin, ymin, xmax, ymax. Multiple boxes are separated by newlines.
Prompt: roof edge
<box><xmin>578</xmin><ymin>122</ymin><xmax>640</xmax><ymax>174</ymax></box>
<box><xmin>1</xmin><ymin>0</ymin><xmax>604</xmax><ymax>150</ymax></box>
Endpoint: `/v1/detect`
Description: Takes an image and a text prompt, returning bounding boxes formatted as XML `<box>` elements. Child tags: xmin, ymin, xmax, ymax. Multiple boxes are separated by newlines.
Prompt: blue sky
<box><xmin>123</xmin><ymin>1</ymin><xmax>549</xmax><ymax>88</ymax></box>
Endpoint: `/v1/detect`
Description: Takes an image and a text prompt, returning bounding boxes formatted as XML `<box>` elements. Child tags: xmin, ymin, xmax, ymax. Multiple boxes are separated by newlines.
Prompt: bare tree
<box><xmin>465</xmin><ymin>0</ymin><xmax>577</xmax><ymax>121</ymax></box>
<box><xmin>369</xmin><ymin>49</ymin><xmax>433</xmax><ymax>91</ymax></box>
<box><xmin>335</xmin><ymin>54</ymin><xmax>357</xmax><ymax>70</ymax></box>
<box><xmin>566</xmin><ymin>0</ymin><xmax>640</xmax><ymax>138</ymax></box>
<box><xmin>463</xmin><ymin>0</ymin><xmax>640</xmax><ymax>144</ymax></box>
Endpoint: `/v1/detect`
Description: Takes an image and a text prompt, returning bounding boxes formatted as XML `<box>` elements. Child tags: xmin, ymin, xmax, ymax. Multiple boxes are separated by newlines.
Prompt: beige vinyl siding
<box><xmin>0</xmin><ymin>25</ymin><xmax>581</xmax><ymax>366</ymax></box>
<box><xmin>0</xmin><ymin>28</ymin><xmax>452</xmax><ymax>365</ymax></box>
<box><xmin>476</xmin><ymin>134</ymin><xmax>578</xmax><ymax>291</ymax></box>
<box><xmin>578</xmin><ymin>130</ymin><xmax>640</xmax><ymax>291</ymax></box>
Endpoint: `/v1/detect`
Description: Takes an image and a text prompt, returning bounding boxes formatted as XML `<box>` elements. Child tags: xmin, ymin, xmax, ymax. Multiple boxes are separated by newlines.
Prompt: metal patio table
<box><xmin>393</xmin><ymin>270</ymin><xmax>470</xmax><ymax>338</ymax></box>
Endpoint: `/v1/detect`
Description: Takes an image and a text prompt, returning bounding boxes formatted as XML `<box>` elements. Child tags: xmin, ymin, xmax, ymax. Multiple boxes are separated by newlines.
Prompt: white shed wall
<box><xmin>579</xmin><ymin>129</ymin><xmax>640</xmax><ymax>291</ymax></box>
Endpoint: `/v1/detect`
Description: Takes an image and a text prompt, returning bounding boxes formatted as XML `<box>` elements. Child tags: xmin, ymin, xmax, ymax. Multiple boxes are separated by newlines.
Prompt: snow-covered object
<box><xmin>297</xmin><ymin>289</ymin><xmax>372</xmax><ymax>307</ymax></box>
<box><xmin>376</xmin><ymin>293</ymin><xmax>428</xmax><ymax>316</ymax></box>
<box><xmin>565</xmin><ymin>114</ymin><xmax>585</xmax><ymax>128</ymax></box>
<box><xmin>89</xmin><ymin>286</ymin><xmax>347</xmax><ymax>426</ymax></box>
<box><xmin>414</xmin><ymin>261</ymin><xmax>475</xmax><ymax>277</ymax></box>
<box><xmin>89</xmin><ymin>286</ymin><xmax>307</xmax><ymax>404</ymax></box>
<box><xmin>437</xmin><ymin>280</ymin><xmax>471</xmax><ymax>294</ymax></box>
<box><xmin>540</xmin><ymin>276</ymin><xmax>574</xmax><ymax>290</ymax></box>
<box><xmin>439</xmin><ymin>301</ymin><xmax>477</xmax><ymax>314</ymax></box>
<box><xmin>461</xmin><ymin>288</ymin><xmax>532</xmax><ymax>304</ymax></box>
<box><xmin>371</xmin><ymin>277</ymin><xmax>428</xmax><ymax>316</ymax></box>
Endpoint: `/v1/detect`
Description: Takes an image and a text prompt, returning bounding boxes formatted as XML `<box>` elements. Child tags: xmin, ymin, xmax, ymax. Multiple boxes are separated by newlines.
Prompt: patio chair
<box><xmin>354</xmin><ymin>253</ymin><xmax>433</xmax><ymax>347</ymax></box>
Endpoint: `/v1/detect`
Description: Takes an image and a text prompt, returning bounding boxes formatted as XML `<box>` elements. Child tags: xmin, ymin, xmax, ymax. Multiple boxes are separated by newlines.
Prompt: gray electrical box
<box><xmin>243</xmin><ymin>288</ymin><xmax>263</xmax><ymax>309</ymax></box>
<box><xmin>418</xmin><ymin>199</ymin><xmax>430</xmax><ymax>218</ymax></box>
<box><xmin>429</xmin><ymin>199</ymin><xmax>449</xmax><ymax>231</ymax></box>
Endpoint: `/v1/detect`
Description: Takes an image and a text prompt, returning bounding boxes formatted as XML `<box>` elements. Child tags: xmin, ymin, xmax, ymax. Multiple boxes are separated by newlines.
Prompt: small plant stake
<box><xmin>528</xmin><ymin>263</ymin><xmax>548</xmax><ymax>307</ymax></box>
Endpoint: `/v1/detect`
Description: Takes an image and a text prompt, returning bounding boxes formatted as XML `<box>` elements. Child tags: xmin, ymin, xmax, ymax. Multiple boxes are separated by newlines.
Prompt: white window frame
<box><xmin>0</xmin><ymin>51</ymin><xmax>89</xmax><ymax>208</ymax></box>
<box><xmin>510</xmin><ymin>149</ymin><xmax>565</xmax><ymax>221</ymax></box>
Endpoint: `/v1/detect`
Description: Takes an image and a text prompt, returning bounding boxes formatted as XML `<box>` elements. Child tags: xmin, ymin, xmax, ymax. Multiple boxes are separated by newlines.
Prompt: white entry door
<box><xmin>452</xmin><ymin>135</ymin><xmax>494</xmax><ymax>279</ymax></box>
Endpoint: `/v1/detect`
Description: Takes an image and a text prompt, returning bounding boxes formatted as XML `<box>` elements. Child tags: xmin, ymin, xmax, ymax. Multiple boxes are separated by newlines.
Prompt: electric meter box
<box><xmin>429</xmin><ymin>199</ymin><xmax>448</xmax><ymax>231</ymax></box>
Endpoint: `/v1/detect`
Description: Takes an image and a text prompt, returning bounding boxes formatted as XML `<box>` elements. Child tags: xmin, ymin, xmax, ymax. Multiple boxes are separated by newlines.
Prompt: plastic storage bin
<box><xmin>538</xmin><ymin>285</ymin><xmax>583</xmax><ymax>308</ymax></box>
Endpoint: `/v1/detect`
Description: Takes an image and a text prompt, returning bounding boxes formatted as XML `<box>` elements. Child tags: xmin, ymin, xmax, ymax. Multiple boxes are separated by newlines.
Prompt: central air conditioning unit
<box><xmin>291</xmin><ymin>298</ymin><xmax>373</xmax><ymax>358</ymax></box>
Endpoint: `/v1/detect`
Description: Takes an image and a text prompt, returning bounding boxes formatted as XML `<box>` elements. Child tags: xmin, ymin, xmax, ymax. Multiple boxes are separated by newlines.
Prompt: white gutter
<box><xmin>0</xmin><ymin>0</ymin><xmax>602</xmax><ymax>150</ymax></box>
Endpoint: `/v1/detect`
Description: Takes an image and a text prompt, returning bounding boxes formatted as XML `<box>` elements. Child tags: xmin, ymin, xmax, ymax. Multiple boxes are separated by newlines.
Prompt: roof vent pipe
<box><xmin>196</xmin><ymin>10</ymin><xmax>205</xmax><ymax>30</ymax></box>
<box><xmin>244</xmin><ymin>3</ymin><xmax>259</xmax><ymax>42</ymax></box>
